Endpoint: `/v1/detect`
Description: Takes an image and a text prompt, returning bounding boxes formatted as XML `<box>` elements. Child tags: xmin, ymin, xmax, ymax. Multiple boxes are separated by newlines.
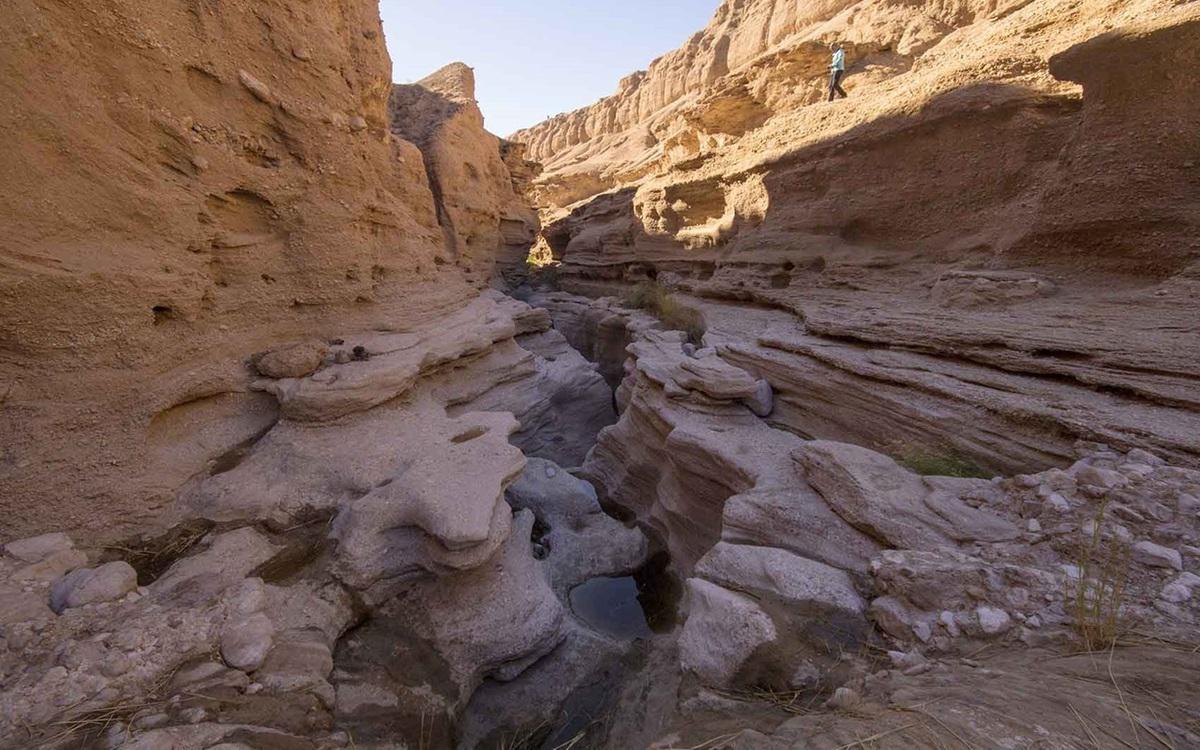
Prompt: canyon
<box><xmin>1</xmin><ymin>0</ymin><xmax>1198</xmax><ymax>749</ymax></box>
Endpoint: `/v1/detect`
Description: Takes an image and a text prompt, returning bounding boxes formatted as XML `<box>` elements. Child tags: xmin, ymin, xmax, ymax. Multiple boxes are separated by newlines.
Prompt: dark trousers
<box><xmin>828</xmin><ymin>69</ymin><xmax>847</xmax><ymax>101</ymax></box>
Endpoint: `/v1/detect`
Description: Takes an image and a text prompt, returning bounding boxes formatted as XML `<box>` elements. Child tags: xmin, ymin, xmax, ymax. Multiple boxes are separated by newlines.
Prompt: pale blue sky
<box><xmin>381</xmin><ymin>1</ymin><xmax>716</xmax><ymax>137</ymax></box>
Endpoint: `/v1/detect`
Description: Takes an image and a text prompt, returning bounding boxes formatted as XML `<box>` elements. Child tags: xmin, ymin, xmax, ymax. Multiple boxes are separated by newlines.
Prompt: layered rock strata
<box><xmin>514</xmin><ymin>3</ymin><xmax>1200</xmax><ymax>483</ymax></box>
<box><xmin>539</xmin><ymin>291</ymin><xmax>1200</xmax><ymax>713</ymax></box>
<box><xmin>0</xmin><ymin>1</ymin><xmax>538</xmax><ymax>542</ymax></box>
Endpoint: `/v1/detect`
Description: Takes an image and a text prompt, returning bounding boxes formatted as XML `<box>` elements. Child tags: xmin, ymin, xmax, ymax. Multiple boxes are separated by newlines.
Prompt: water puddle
<box><xmin>568</xmin><ymin>552</ymin><xmax>681</xmax><ymax>639</ymax></box>
<box><xmin>569</xmin><ymin>576</ymin><xmax>652</xmax><ymax>639</ymax></box>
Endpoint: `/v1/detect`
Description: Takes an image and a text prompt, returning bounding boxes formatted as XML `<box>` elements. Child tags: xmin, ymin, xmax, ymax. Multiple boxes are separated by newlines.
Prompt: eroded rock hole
<box><xmin>567</xmin><ymin>552</ymin><xmax>681</xmax><ymax>641</ymax></box>
<box><xmin>451</xmin><ymin>425</ymin><xmax>489</xmax><ymax>444</ymax></box>
<box><xmin>152</xmin><ymin>305</ymin><xmax>175</xmax><ymax>324</ymax></box>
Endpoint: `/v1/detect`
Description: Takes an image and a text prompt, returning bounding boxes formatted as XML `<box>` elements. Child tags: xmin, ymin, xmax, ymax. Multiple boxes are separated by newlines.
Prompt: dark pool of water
<box><xmin>568</xmin><ymin>552</ymin><xmax>681</xmax><ymax>640</ymax></box>
<box><xmin>569</xmin><ymin>576</ymin><xmax>652</xmax><ymax>639</ymax></box>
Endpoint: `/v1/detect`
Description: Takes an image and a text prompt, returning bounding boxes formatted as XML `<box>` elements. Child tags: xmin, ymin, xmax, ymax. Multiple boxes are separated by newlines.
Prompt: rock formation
<box><xmin>512</xmin><ymin>0</ymin><xmax>1200</xmax><ymax>477</ymax></box>
<box><xmin>0</xmin><ymin>1</ymin><xmax>536</xmax><ymax>543</ymax></box>
<box><xmin>389</xmin><ymin>63</ymin><xmax>539</xmax><ymax>282</ymax></box>
<box><xmin>2</xmin><ymin>0</ymin><xmax>1200</xmax><ymax>748</ymax></box>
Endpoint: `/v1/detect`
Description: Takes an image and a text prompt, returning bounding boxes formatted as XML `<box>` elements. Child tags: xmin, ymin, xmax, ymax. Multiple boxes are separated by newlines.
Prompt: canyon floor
<box><xmin>2</xmin><ymin>0</ymin><xmax>1199</xmax><ymax>748</ymax></box>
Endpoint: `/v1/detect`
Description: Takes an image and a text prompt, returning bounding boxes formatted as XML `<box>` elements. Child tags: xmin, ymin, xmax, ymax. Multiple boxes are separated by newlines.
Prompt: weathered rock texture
<box><xmin>4</xmin><ymin>0</ymin><xmax>1200</xmax><ymax>748</ymax></box>
<box><xmin>0</xmin><ymin>292</ymin><xmax>633</xmax><ymax>748</ymax></box>
<box><xmin>514</xmin><ymin>1</ymin><xmax>1200</xmax><ymax>478</ymax></box>
<box><xmin>528</xmin><ymin>289</ymin><xmax>1200</xmax><ymax>749</ymax></box>
<box><xmin>0</xmin><ymin>2</ymin><xmax>536</xmax><ymax>541</ymax></box>
<box><xmin>389</xmin><ymin>63</ymin><xmax>539</xmax><ymax>281</ymax></box>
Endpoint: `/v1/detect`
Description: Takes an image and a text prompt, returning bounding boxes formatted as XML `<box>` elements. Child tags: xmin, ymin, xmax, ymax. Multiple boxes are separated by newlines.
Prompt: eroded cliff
<box><xmin>0</xmin><ymin>3</ymin><xmax>534</xmax><ymax>541</ymax></box>
<box><xmin>2</xmin><ymin>1</ymin><xmax>1199</xmax><ymax>749</ymax></box>
<box><xmin>513</xmin><ymin>0</ymin><xmax>1200</xmax><ymax>477</ymax></box>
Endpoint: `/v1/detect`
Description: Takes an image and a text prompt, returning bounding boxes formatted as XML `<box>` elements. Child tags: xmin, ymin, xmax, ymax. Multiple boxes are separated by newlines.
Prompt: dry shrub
<box><xmin>1066</xmin><ymin>498</ymin><xmax>1131</xmax><ymax>651</ymax></box>
<box><xmin>624</xmin><ymin>281</ymin><xmax>707</xmax><ymax>345</ymax></box>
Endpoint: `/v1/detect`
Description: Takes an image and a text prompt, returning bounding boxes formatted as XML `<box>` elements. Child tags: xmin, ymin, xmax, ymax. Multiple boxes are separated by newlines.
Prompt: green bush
<box><xmin>623</xmin><ymin>282</ymin><xmax>706</xmax><ymax>345</ymax></box>
<box><xmin>891</xmin><ymin>444</ymin><xmax>992</xmax><ymax>478</ymax></box>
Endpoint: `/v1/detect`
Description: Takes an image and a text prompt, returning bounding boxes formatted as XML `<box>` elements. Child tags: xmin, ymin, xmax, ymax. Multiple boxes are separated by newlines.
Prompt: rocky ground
<box><xmin>3</xmin><ymin>287</ymin><xmax>1199</xmax><ymax>748</ymax></box>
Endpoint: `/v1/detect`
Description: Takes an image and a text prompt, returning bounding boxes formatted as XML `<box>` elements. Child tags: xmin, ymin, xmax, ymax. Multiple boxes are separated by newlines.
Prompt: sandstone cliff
<box><xmin>512</xmin><ymin>0</ymin><xmax>1200</xmax><ymax>475</ymax></box>
<box><xmin>2</xmin><ymin>1</ymin><xmax>1200</xmax><ymax>749</ymax></box>
<box><xmin>0</xmin><ymin>2</ymin><xmax>534</xmax><ymax>540</ymax></box>
<box><xmin>389</xmin><ymin>63</ymin><xmax>539</xmax><ymax>282</ymax></box>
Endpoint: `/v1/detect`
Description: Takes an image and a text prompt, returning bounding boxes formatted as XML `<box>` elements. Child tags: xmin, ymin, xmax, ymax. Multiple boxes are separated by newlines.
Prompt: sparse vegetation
<box><xmin>623</xmin><ymin>281</ymin><xmax>707</xmax><ymax>345</ymax></box>
<box><xmin>1066</xmin><ymin>498</ymin><xmax>1131</xmax><ymax>651</ymax></box>
<box><xmin>524</xmin><ymin>257</ymin><xmax>560</xmax><ymax>290</ymax></box>
<box><xmin>889</xmin><ymin>443</ymin><xmax>992</xmax><ymax>478</ymax></box>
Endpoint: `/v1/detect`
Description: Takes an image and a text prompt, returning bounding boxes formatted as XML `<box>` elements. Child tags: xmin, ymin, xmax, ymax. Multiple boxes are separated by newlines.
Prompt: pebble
<box><xmin>1044</xmin><ymin>493</ymin><xmax>1071</xmax><ymax>513</ymax></box>
<box><xmin>99</xmin><ymin>652</ymin><xmax>132</xmax><ymax>678</ymax></box>
<box><xmin>238</xmin><ymin>69</ymin><xmax>273</xmax><ymax>103</ymax></box>
<box><xmin>179</xmin><ymin>707</ymin><xmax>207</xmax><ymax>724</ymax></box>
<box><xmin>825</xmin><ymin>686</ymin><xmax>861</xmax><ymax>710</ymax></box>
<box><xmin>1132</xmin><ymin>540</ymin><xmax>1182</xmax><ymax>570</ymax></box>
<box><xmin>976</xmin><ymin>605</ymin><xmax>1012</xmax><ymax>635</ymax></box>
<box><xmin>132</xmin><ymin>712</ymin><xmax>169</xmax><ymax>730</ymax></box>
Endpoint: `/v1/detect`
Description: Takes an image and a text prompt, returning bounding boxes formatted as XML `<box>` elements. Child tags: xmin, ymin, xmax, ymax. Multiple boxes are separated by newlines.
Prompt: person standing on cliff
<box><xmin>828</xmin><ymin>42</ymin><xmax>848</xmax><ymax>101</ymax></box>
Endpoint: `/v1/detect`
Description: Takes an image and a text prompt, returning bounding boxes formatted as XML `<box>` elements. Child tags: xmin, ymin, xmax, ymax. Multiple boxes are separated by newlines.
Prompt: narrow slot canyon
<box><xmin>2</xmin><ymin>1</ymin><xmax>1199</xmax><ymax>749</ymax></box>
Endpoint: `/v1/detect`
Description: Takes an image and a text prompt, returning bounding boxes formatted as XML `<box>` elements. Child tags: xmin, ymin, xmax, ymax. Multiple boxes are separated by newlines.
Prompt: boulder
<box><xmin>679</xmin><ymin>578</ymin><xmax>776</xmax><ymax>688</ymax></box>
<box><xmin>49</xmin><ymin>561</ymin><xmax>137</xmax><ymax>613</ymax></box>
<box><xmin>254</xmin><ymin>340</ymin><xmax>328</xmax><ymax>379</ymax></box>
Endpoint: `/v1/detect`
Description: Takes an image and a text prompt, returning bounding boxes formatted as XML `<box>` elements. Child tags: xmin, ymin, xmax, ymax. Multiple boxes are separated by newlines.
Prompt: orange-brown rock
<box><xmin>0</xmin><ymin>3</ymin><xmax>533</xmax><ymax>540</ymax></box>
<box><xmin>515</xmin><ymin>1</ymin><xmax>1200</xmax><ymax>473</ymax></box>
<box><xmin>389</xmin><ymin>63</ymin><xmax>539</xmax><ymax>282</ymax></box>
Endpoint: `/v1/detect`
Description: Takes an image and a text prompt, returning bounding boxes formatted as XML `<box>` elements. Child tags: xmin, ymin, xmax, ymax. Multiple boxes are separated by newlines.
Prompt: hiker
<box><xmin>828</xmin><ymin>42</ymin><xmax>848</xmax><ymax>101</ymax></box>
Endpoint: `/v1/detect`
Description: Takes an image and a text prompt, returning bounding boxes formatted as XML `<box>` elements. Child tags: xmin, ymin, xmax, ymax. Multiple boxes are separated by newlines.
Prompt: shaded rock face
<box><xmin>511</xmin><ymin>0</ymin><xmax>1004</xmax><ymax>172</ymax></box>
<box><xmin>0</xmin><ymin>4</ymin><xmax>540</xmax><ymax>543</ymax></box>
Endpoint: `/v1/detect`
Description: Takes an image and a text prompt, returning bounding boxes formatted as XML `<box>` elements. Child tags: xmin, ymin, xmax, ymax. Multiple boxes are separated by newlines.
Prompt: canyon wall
<box><xmin>0</xmin><ymin>1</ymin><xmax>533</xmax><ymax>540</ymax></box>
<box><xmin>512</xmin><ymin>0</ymin><xmax>1200</xmax><ymax>475</ymax></box>
<box><xmin>389</xmin><ymin>63</ymin><xmax>539</xmax><ymax>281</ymax></box>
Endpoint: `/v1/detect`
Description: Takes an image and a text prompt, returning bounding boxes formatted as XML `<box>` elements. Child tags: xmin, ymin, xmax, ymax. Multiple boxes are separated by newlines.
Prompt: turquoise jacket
<box><xmin>831</xmin><ymin>48</ymin><xmax>846</xmax><ymax>71</ymax></box>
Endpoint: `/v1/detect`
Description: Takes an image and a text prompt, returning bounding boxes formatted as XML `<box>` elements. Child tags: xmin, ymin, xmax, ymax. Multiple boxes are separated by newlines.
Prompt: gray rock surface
<box><xmin>679</xmin><ymin>578</ymin><xmax>776</xmax><ymax>688</ymax></box>
<box><xmin>49</xmin><ymin>561</ymin><xmax>137</xmax><ymax>613</ymax></box>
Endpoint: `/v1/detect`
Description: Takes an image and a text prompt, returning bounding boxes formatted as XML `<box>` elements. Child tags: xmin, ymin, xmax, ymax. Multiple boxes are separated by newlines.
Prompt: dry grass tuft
<box><xmin>624</xmin><ymin>281</ymin><xmax>707</xmax><ymax>345</ymax></box>
<box><xmin>1065</xmin><ymin>498</ymin><xmax>1131</xmax><ymax>652</ymax></box>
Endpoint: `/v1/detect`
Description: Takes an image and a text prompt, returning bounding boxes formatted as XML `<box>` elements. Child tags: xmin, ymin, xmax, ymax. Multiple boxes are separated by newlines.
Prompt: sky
<box><xmin>381</xmin><ymin>1</ymin><xmax>717</xmax><ymax>137</ymax></box>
